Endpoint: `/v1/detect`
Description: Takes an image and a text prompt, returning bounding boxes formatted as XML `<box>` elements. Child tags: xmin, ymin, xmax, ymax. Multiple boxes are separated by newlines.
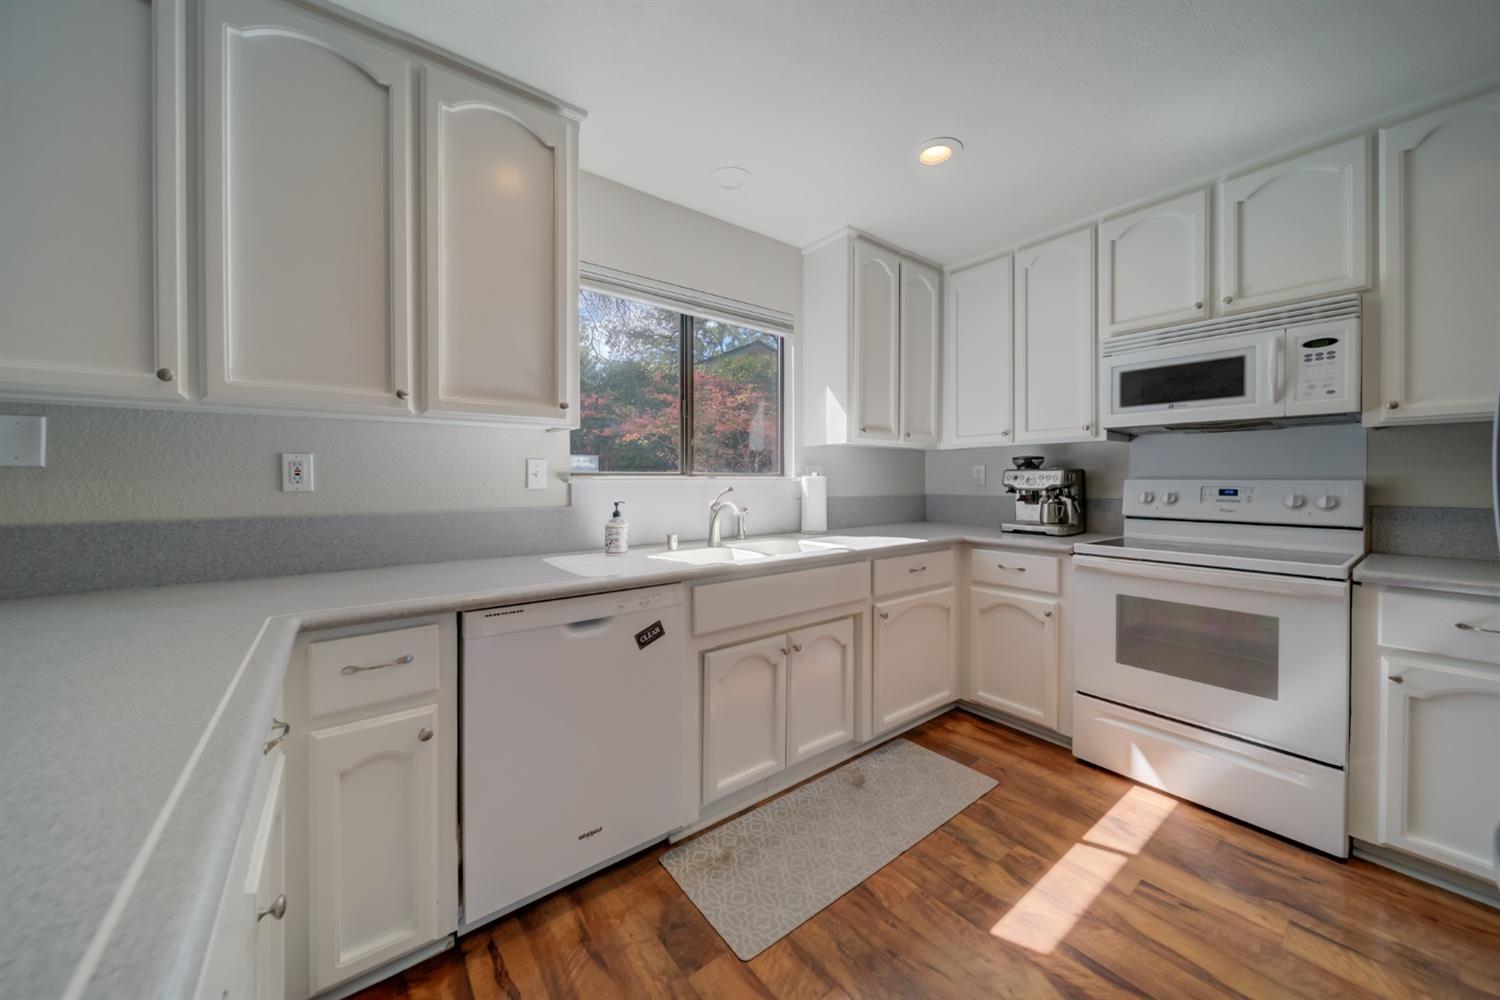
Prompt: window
<box><xmin>572</xmin><ymin>289</ymin><xmax>783</xmax><ymax>475</ymax></box>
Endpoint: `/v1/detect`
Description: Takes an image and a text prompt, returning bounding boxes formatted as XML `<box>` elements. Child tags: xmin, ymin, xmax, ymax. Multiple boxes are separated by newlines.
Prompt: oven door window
<box><xmin>1118</xmin><ymin>355</ymin><xmax>1247</xmax><ymax>409</ymax></box>
<box><xmin>1115</xmin><ymin>594</ymin><xmax>1279</xmax><ymax>699</ymax></box>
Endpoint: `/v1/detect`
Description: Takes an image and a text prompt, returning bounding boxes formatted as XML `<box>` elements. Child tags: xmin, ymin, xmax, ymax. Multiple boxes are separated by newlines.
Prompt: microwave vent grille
<box><xmin>1100</xmin><ymin>294</ymin><xmax>1361</xmax><ymax>358</ymax></box>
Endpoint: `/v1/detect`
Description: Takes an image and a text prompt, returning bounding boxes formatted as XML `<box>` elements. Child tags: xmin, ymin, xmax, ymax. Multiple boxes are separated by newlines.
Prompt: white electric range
<box><xmin>1071</xmin><ymin>478</ymin><xmax>1366</xmax><ymax>856</ymax></box>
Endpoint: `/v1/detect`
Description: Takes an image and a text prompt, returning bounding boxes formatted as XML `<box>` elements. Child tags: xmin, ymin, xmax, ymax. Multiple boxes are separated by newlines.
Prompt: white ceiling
<box><xmin>335</xmin><ymin>0</ymin><xmax>1500</xmax><ymax>266</ymax></box>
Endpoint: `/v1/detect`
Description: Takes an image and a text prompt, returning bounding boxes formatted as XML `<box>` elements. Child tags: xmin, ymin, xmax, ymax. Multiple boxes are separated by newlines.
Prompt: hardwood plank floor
<box><xmin>357</xmin><ymin>710</ymin><xmax>1500</xmax><ymax>1000</ymax></box>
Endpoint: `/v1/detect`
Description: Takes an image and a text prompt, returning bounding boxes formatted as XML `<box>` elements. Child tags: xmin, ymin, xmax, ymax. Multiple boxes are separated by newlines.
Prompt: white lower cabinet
<box><xmin>196</xmin><ymin>738</ymin><xmax>287</xmax><ymax>1000</ymax></box>
<box><xmin>702</xmin><ymin>617</ymin><xmax>860</xmax><ymax>804</ymax></box>
<box><xmin>703</xmin><ymin>635</ymin><xmax>788</xmax><ymax>803</ymax></box>
<box><xmin>308</xmin><ymin>705</ymin><xmax>444</xmax><ymax>992</ymax></box>
<box><xmin>786</xmin><ymin>618</ymin><xmax>856</xmax><ymax>765</ymax></box>
<box><xmin>968</xmin><ymin>587</ymin><xmax>1060</xmax><ymax>730</ymax></box>
<box><xmin>1378</xmin><ymin>651</ymin><xmax>1500</xmax><ymax>881</ymax></box>
<box><xmin>873</xmin><ymin>588</ymin><xmax>957</xmax><ymax>734</ymax></box>
<box><xmin>1352</xmin><ymin>585</ymin><xmax>1500</xmax><ymax>885</ymax></box>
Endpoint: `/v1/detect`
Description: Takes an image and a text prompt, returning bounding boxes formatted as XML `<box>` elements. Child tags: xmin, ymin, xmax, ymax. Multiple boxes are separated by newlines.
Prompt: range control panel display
<box><xmin>1202</xmin><ymin>485</ymin><xmax>1252</xmax><ymax>503</ymax></box>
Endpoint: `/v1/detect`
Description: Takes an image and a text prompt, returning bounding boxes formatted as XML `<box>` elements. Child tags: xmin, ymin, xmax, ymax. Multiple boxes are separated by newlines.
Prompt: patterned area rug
<box><xmin>660</xmin><ymin>738</ymin><xmax>997</xmax><ymax>960</ymax></box>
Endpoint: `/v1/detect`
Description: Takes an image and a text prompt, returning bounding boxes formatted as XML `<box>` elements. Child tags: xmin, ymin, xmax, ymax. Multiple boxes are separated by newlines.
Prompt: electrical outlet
<box><xmin>971</xmin><ymin>463</ymin><xmax>987</xmax><ymax>487</ymax></box>
<box><xmin>526</xmin><ymin>457</ymin><xmax>547</xmax><ymax>491</ymax></box>
<box><xmin>281</xmin><ymin>453</ymin><xmax>314</xmax><ymax>492</ymax></box>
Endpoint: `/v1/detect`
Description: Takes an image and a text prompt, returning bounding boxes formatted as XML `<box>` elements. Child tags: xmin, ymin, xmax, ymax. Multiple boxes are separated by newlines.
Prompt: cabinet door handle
<box><xmin>1081</xmin><ymin>423</ymin><xmax>1091</xmax><ymax>432</ymax></box>
<box><xmin>1043</xmin><ymin>610</ymin><xmax>1053</xmax><ymax>618</ymax></box>
<box><xmin>257</xmin><ymin>894</ymin><xmax>287</xmax><ymax>922</ymax></box>
<box><xmin>791</xmin><ymin>643</ymin><xmax>802</xmax><ymax>653</ymax></box>
<box><xmin>395</xmin><ymin>389</ymin><xmax>410</xmax><ymax>401</ymax></box>
<box><xmin>908</xmin><ymin>565</ymin><xmax>927</xmax><ymax>574</ymax></box>
<box><xmin>559</xmin><ymin>401</ymin><xmax>570</xmax><ymax>410</ymax></box>
<box><xmin>1455</xmin><ymin>621</ymin><xmax>1500</xmax><ymax>635</ymax></box>
<box><xmin>341</xmin><ymin>654</ymin><xmax>414</xmax><ymax>675</ymax></box>
<box><xmin>263</xmin><ymin>718</ymin><xmax>290</xmax><ymax>755</ymax></box>
<box><xmin>155</xmin><ymin>367</ymin><xmax>176</xmax><ymax>382</ymax></box>
<box><xmin>1388</xmin><ymin>674</ymin><xmax>1404</xmax><ymax>683</ymax></box>
<box><xmin>997</xmin><ymin>564</ymin><xmax>1027</xmax><ymax>572</ymax></box>
<box><xmin>1222</xmin><ymin>295</ymin><xmax>1234</xmax><ymax>305</ymax></box>
<box><xmin>879</xmin><ymin>611</ymin><xmax>890</xmax><ymax>620</ymax></box>
<box><xmin>1385</xmin><ymin>400</ymin><xmax>1400</xmax><ymax>410</ymax></box>
<box><xmin>1000</xmin><ymin>430</ymin><xmax>1009</xmax><ymax>437</ymax></box>
<box><xmin>418</xmin><ymin>727</ymin><xmax>433</xmax><ymax>742</ymax></box>
<box><xmin>1193</xmin><ymin>301</ymin><xmax>1203</xmax><ymax>310</ymax></box>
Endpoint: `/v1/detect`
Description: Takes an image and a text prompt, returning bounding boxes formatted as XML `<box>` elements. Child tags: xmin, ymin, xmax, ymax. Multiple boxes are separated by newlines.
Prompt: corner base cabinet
<box><xmin>873</xmin><ymin>588</ymin><xmax>957</xmax><ymax>734</ymax></box>
<box><xmin>968</xmin><ymin>587</ymin><xmax>1060</xmax><ymax>730</ymax></box>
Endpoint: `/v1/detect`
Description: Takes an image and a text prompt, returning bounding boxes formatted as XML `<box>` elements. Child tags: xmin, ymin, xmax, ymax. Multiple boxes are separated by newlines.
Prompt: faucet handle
<box><xmin>735</xmin><ymin>507</ymin><xmax>750</xmax><ymax>540</ymax></box>
<box><xmin>711</xmin><ymin>486</ymin><xmax>735</xmax><ymax>507</ymax></box>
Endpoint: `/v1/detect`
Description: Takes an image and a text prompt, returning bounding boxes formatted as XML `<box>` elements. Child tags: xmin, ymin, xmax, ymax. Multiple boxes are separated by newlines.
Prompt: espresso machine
<box><xmin>1000</xmin><ymin>456</ymin><xmax>1086</xmax><ymax>536</ymax></box>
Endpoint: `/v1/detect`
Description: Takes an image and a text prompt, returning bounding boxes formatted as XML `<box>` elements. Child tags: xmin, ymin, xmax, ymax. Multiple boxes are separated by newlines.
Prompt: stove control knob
<box><xmin>1137</xmin><ymin>490</ymin><xmax>1156</xmax><ymax>505</ymax></box>
<box><xmin>1316</xmin><ymin>494</ymin><xmax>1340</xmax><ymax>511</ymax></box>
<box><xmin>1283</xmin><ymin>494</ymin><xmax>1306</xmax><ymax>510</ymax></box>
<box><xmin>1162</xmin><ymin>491</ymin><xmax>1179</xmax><ymax>505</ymax></box>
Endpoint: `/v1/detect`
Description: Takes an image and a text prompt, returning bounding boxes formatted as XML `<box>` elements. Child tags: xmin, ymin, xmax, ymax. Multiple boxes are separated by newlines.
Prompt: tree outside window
<box><xmin>571</xmin><ymin>289</ymin><xmax>783</xmax><ymax>476</ymax></box>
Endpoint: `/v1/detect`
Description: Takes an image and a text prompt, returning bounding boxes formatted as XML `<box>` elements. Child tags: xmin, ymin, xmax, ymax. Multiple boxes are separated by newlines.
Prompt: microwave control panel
<box><xmin>1288</xmin><ymin>323</ymin><xmax>1358</xmax><ymax>412</ymax></box>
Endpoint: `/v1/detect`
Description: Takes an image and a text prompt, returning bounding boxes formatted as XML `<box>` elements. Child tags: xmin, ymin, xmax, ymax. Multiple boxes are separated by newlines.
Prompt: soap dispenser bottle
<box><xmin>604</xmin><ymin>501</ymin><xmax>629</xmax><ymax>554</ymax></box>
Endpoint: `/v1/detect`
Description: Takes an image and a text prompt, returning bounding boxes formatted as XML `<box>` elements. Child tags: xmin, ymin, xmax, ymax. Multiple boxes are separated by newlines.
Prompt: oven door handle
<box><xmin>1073</xmin><ymin>554</ymin><xmax>1349</xmax><ymax>600</ymax></box>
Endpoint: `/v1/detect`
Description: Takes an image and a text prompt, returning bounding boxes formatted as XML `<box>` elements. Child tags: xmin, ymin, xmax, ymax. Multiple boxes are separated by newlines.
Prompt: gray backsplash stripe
<box><xmin>1371</xmin><ymin>506</ymin><xmax>1498</xmax><ymax>561</ymax></box>
<box><xmin>826</xmin><ymin>494</ymin><xmax>927</xmax><ymax>529</ymax></box>
<box><xmin>924</xmin><ymin>494</ymin><xmax>1123</xmax><ymax>535</ymax></box>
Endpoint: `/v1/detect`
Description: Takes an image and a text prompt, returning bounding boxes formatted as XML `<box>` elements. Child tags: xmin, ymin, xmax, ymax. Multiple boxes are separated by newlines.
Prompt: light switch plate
<box><xmin>526</xmin><ymin>457</ymin><xmax>547</xmax><ymax>490</ymax></box>
<box><xmin>971</xmin><ymin>464</ymin><xmax>987</xmax><ymax>487</ymax></box>
<box><xmin>0</xmin><ymin>415</ymin><xmax>46</xmax><ymax>467</ymax></box>
<box><xmin>281</xmin><ymin>453</ymin><xmax>314</xmax><ymax>492</ymax></box>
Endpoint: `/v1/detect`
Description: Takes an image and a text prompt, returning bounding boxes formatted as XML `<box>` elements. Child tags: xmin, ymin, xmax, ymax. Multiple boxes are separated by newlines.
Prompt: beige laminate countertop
<box><xmin>0</xmin><ymin>522</ymin><xmax>1111</xmax><ymax>999</ymax></box>
<box><xmin>1353</xmin><ymin>553</ymin><xmax>1500</xmax><ymax>599</ymax></box>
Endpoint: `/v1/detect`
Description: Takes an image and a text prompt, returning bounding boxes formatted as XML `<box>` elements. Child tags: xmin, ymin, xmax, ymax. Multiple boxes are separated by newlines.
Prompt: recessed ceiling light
<box><xmin>918</xmin><ymin>138</ymin><xmax>962</xmax><ymax>166</ymax></box>
<box><xmin>711</xmin><ymin>166</ymin><xmax>752</xmax><ymax>191</ymax></box>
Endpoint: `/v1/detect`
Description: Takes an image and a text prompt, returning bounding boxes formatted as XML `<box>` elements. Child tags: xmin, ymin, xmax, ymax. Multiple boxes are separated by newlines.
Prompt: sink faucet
<box><xmin>707</xmin><ymin>487</ymin><xmax>745</xmax><ymax>547</ymax></box>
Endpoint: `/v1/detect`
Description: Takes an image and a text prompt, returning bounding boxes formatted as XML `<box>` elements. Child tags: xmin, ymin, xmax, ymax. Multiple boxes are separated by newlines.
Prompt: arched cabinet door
<box><xmin>1014</xmin><ymin>227</ymin><xmax>1096</xmax><ymax>444</ymax></box>
<box><xmin>786</xmin><ymin>617</ymin><xmax>856</xmax><ymax>765</ymax></box>
<box><xmin>968</xmin><ymin>587</ymin><xmax>1060</xmax><ymax>730</ymax></box>
<box><xmin>899</xmin><ymin>259</ymin><xmax>942</xmax><ymax>445</ymax></box>
<box><xmin>853</xmin><ymin>238</ymin><xmax>901</xmax><ymax>443</ymax></box>
<box><xmin>1098</xmin><ymin>188</ymin><xmax>1209</xmax><ymax>337</ymax></box>
<box><xmin>201</xmin><ymin>0</ymin><xmax>414</xmax><ymax>414</ymax></box>
<box><xmin>421</xmin><ymin>66</ymin><xmax>579</xmax><ymax>425</ymax></box>
<box><xmin>1216</xmin><ymin>135</ymin><xmax>1370</xmax><ymax>314</ymax></box>
<box><xmin>308</xmin><ymin>705</ymin><xmax>442</xmax><ymax>991</ymax></box>
<box><xmin>874</xmin><ymin>587</ymin><xmax>957</xmax><ymax>734</ymax></box>
<box><xmin>1373</xmin><ymin>90</ymin><xmax>1500</xmax><ymax>425</ymax></box>
<box><xmin>702</xmin><ymin>635</ymin><xmax>788</xmax><ymax>803</ymax></box>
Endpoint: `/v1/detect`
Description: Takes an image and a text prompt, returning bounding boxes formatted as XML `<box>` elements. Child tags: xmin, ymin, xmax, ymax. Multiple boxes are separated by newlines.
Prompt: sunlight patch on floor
<box><xmin>990</xmin><ymin>784</ymin><xmax>1177</xmax><ymax>954</ymax></box>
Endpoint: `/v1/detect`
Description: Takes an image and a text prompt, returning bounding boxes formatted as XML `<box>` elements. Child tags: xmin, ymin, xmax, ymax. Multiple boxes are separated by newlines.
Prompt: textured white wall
<box><xmin>1366</xmin><ymin>421</ymin><xmax>1494</xmax><ymax>507</ymax></box>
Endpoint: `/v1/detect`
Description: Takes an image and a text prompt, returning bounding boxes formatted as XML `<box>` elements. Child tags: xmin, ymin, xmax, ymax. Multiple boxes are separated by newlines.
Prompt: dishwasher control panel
<box><xmin>463</xmin><ymin>585</ymin><xmax>684</xmax><ymax>638</ymax></box>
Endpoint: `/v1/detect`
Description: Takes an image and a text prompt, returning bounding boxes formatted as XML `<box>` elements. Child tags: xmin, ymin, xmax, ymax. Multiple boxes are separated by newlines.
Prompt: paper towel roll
<box><xmin>800</xmin><ymin>474</ymin><xmax>828</xmax><ymax>533</ymax></box>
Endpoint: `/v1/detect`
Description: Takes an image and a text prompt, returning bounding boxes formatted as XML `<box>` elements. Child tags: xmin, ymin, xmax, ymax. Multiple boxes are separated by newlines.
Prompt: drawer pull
<box><xmin>1388</xmin><ymin>675</ymin><xmax>1404</xmax><ymax>684</ymax></box>
<box><xmin>257</xmin><ymin>894</ymin><xmax>287</xmax><ymax>922</ymax></box>
<box><xmin>997</xmin><ymin>564</ymin><xmax>1027</xmax><ymax>572</ymax></box>
<box><xmin>263</xmin><ymin>718</ymin><xmax>290</xmax><ymax>755</ymax></box>
<box><xmin>908</xmin><ymin>565</ymin><xmax>927</xmax><ymax>574</ymax></box>
<box><xmin>341</xmin><ymin>654</ymin><xmax>415</xmax><ymax>675</ymax></box>
<box><xmin>1455</xmin><ymin>621</ymin><xmax>1500</xmax><ymax>636</ymax></box>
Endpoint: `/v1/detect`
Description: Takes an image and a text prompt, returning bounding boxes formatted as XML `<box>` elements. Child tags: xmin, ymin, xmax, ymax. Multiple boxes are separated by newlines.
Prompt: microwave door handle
<box><xmin>1267</xmin><ymin>336</ymin><xmax>1286</xmax><ymax>404</ymax></box>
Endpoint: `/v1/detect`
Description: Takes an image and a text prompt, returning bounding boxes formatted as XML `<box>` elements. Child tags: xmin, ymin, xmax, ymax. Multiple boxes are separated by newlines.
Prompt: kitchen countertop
<box><xmin>0</xmin><ymin>521</ymin><xmax>1110</xmax><ymax>998</ymax></box>
<box><xmin>1353</xmin><ymin>553</ymin><xmax>1500</xmax><ymax>599</ymax></box>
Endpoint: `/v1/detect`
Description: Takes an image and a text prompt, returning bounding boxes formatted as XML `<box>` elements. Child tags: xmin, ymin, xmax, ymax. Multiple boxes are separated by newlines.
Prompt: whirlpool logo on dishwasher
<box><xmin>577</xmin><ymin>825</ymin><xmax>604</xmax><ymax>841</ymax></box>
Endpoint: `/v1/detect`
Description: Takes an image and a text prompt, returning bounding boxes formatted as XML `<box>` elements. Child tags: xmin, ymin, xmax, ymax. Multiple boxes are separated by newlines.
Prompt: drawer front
<box><xmin>693</xmin><ymin>561</ymin><xmax>870</xmax><ymax>636</ymax></box>
<box><xmin>1072</xmin><ymin>693</ymin><xmax>1347</xmax><ymax>856</ymax></box>
<box><xmin>307</xmin><ymin>623</ymin><xmax>441</xmax><ymax>718</ymax></box>
<box><xmin>970</xmin><ymin>548</ymin><xmax>1061</xmax><ymax>594</ymax></box>
<box><xmin>873</xmin><ymin>548</ymin><xmax>955</xmax><ymax>596</ymax></box>
<box><xmin>1377</xmin><ymin>588</ymin><xmax>1500</xmax><ymax>665</ymax></box>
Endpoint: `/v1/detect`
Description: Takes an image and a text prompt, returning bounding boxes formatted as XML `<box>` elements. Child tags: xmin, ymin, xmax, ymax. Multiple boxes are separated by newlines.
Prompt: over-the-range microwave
<box><xmin>1100</xmin><ymin>295</ymin><xmax>1360</xmax><ymax>432</ymax></box>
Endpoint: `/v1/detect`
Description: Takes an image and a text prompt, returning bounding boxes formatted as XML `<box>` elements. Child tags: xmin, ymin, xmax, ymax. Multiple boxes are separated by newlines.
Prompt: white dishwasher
<box><xmin>460</xmin><ymin>585</ymin><xmax>685</xmax><ymax>926</ymax></box>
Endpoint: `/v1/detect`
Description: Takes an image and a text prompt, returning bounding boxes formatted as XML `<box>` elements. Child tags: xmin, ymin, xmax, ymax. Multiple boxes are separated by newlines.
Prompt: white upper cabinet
<box><xmin>1372</xmin><ymin>90</ymin><xmax>1500</xmax><ymax>425</ymax></box>
<box><xmin>202</xmin><ymin>0</ymin><xmax>414</xmax><ymax>414</ymax></box>
<box><xmin>421</xmin><ymin>66</ymin><xmax>578</xmax><ymax>425</ymax></box>
<box><xmin>801</xmin><ymin>232</ymin><xmax>942</xmax><ymax>448</ymax></box>
<box><xmin>899</xmin><ymin>259</ymin><xmax>942</xmax><ymax>445</ymax></box>
<box><xmin>1216</xmin><ymin>135</ymin><xmax>1370</xmax><ymax>314</ymax></box>
<box><xmin>852</xmin><ymin>238</ymin><xmax>902</xmax><ymax>442</ymax></box>
<box><xmin>0</xmin><ymin>0</ymin><xmax>186</xmax><ymax>402</ymax></box>
<box><xmin>1097</xmin><ymin>189</ymin><xmax>1209</xmax><ymax>336</ymax></box>
<box><xmin>943</xmin><ymin>256</ymin><xmax>1013</xmax><ymax>448</ymax></box>
<box><xmin>1014</xmin><ymin>227</ymin><xmax>1096</xmax><ymax>443</ymax></box>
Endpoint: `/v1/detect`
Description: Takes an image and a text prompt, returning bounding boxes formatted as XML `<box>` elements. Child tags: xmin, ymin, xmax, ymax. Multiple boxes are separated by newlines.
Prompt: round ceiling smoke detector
<box><xmin>917</xmin><ymin>138</ymin><xmax>963</xmax><ymax>166</ymax></box>
<box><xmin>711</xmin><ymin>166</ymin><xmax>752</xmax><ymax>191</ymax></box>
